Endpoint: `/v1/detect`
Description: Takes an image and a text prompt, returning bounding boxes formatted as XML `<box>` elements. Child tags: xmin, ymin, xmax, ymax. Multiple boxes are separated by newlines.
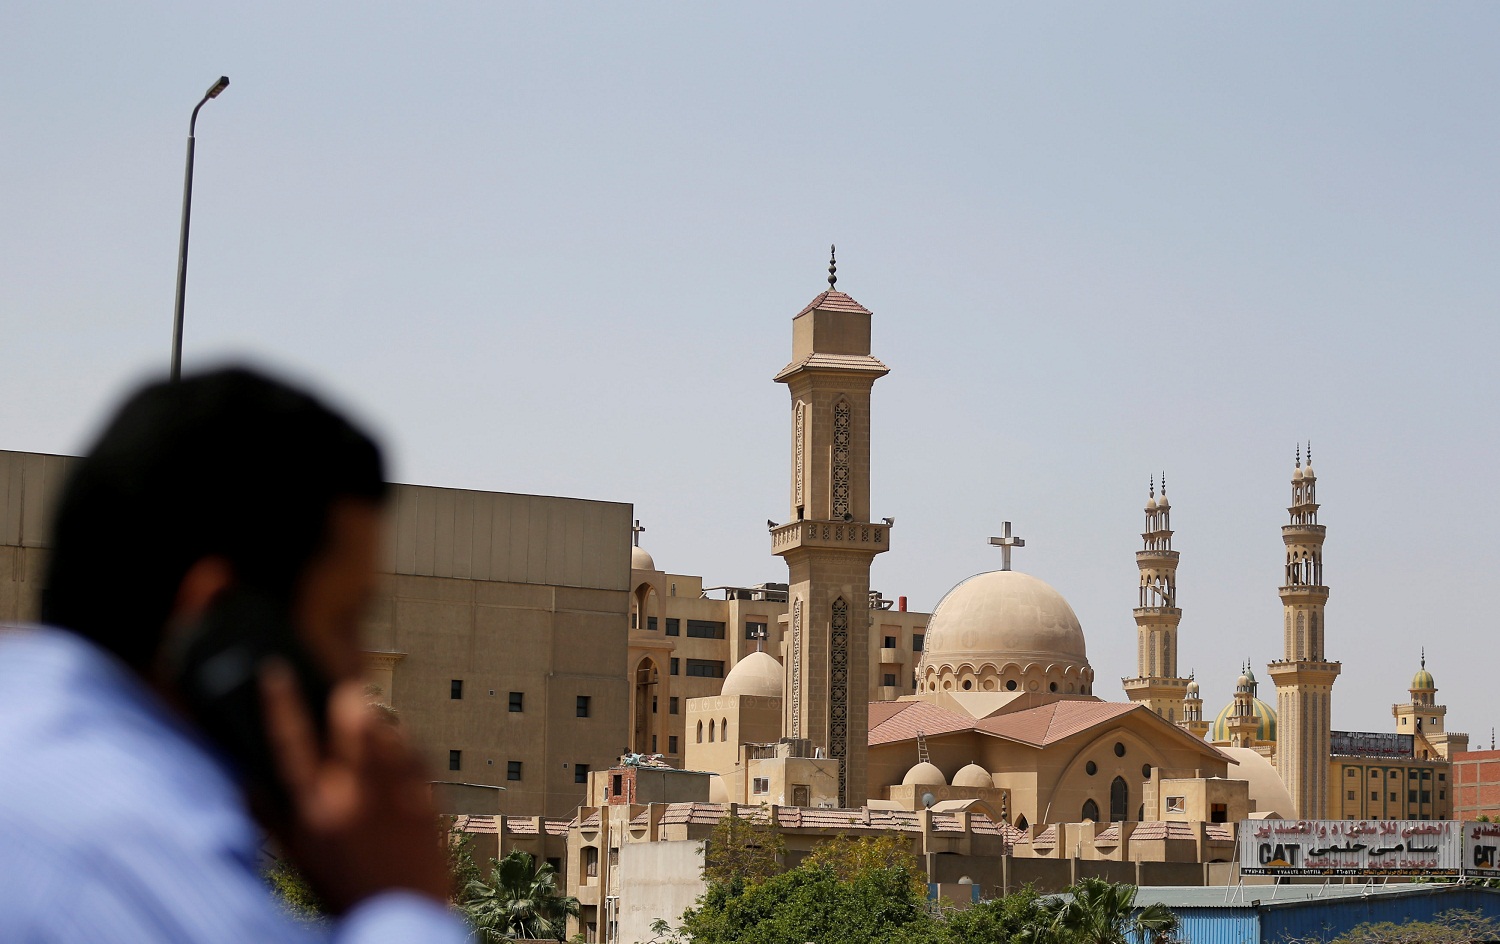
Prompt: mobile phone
<box><xmin>168</xmin><ymin>588</ymin><xmax>333</xmax><ymax>809</ymax></box>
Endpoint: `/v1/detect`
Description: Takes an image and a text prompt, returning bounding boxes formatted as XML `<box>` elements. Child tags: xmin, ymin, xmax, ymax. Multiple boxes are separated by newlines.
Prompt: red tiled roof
<box><xmin>648</xmin><ymin>802</ymin><xmax>1017</xmax><ymax>840</ymax></box>
<box><xmin>868</xmin><ymin>701</ymin><xmax>978</xmax><ymax>746</ymax></box>
<box><xmin>795</xmin><ymin>290</ymin><xmax>873</xmax><ymax>318</ymax></box>
<box><xmin>1032</xmin><ymin>824</ymin><xmax>1059</xmax><ymax>847</ymax></box>
<box><xmin>975</xmin><ymin>701</ymin><xmax>1139</xmax><ymax>747</ymax></box>
<box><xmin>1093</xmin><ymin>823</ymin><xmax>1122</xmax><ymax>844</ymax></box>
<box><xmin>454</xmin><ymin>815</ymin><xmax>497</xmax><ymax>834</ymax></box>
<box><xmin>869</xmin><ymin>701</ymin><xmax>907</xmax><ymax>730</ymax></box>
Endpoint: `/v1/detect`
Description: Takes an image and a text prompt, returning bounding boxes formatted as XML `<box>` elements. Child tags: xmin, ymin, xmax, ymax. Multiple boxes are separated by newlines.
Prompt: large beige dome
<box><xmin>919</xmin><ymin>570</ymin><xmax>1094</xmax><ymax>696</ymax></box>
<box><xmin>720</xmin><ymin>651</ymin><xmax>783</xmax><ymax>698</ymax></box>
<box><xmin>952</xmin><ymin>763</ymin><xmax>994</xmax><ymax>789</ymax></box>
<box><xmin>902</xmin><ymin>762</ymin><xmax>946</xmax><ymax>786</ymax></box>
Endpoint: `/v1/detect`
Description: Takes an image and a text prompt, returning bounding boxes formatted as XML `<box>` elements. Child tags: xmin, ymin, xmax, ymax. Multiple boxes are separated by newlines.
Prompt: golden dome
<box><xmin>1210</xmin><ymin>696</ymin><xmax>1277</xmax><ymax>743</ymax></box>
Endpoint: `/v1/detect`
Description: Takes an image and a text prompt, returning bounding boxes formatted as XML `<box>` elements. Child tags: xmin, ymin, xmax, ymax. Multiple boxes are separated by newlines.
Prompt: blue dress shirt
<box><xmin>0</xmin><ymin>626</ymin><xmax>471</xmax><ymax>943</ymax></box>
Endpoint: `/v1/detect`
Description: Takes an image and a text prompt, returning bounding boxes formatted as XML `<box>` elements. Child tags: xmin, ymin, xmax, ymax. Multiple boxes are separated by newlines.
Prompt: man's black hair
<box><xmin>41</xmin><ymin>367</ymin><xmax>387</xmax><ymax>670</ymax></box>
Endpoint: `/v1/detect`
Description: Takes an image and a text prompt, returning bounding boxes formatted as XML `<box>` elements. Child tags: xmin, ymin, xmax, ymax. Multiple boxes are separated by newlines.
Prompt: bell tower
<box><xmin>1122</xmin><ymin>476</ymin><xmax>1190</xmax><ymax>720</ymax></box>
<box><xmin>1267</xmin><ymin>445</ymin><xmax>1341</xmax><ymax>819</ymax></box>
<box><xmin>771</xmin><ymin>248</ymin><xmax>890</xmax><ymax>808</ymax></box>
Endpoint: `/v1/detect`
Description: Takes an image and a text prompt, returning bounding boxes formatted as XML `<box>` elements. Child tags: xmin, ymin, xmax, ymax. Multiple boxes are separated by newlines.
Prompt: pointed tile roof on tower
<box><xmin>795</xmin><ymin>290</ymin><xmax>874</xmax><ymax>318</ymax></box>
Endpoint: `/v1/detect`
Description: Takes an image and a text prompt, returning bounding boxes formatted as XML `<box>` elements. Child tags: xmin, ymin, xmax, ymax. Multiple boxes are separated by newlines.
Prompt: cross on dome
<box><xmin>631</xmin><ymin>519</ymin><xmax>646</xmax><ymax>548</ymax></box>
<box><xmin>988</xmin><ymin>521</ymin><xmax>1026</xmax><ymax>572</ymax></box>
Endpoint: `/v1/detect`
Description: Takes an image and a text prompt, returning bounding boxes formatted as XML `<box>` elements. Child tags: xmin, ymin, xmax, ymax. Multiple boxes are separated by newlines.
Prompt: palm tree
<box><xmin>1048</xmin><ymin>876</ymin><xmax>1179</xmax><ymax>944</ymax></box>
<box><xmin>463</xmin><ymin>849</ymin><xmax>581</xmax><ymax>942</ymax></box>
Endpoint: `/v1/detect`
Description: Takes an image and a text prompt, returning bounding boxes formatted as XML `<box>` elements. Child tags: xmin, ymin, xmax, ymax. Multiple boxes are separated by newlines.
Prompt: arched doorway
<box><xmin>632</xmin><ymin>658</ymin><xmax>660</xmax><ymax>753</ymax></box>
<box><xmin>1109</xmin><ymin>776</ymin><xmax>1129</xmax><ymax>822</ymax></box>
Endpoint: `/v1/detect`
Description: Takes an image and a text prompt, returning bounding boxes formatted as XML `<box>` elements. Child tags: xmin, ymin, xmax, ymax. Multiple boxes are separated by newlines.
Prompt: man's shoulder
<box><xmin>0</xmin><ymin>627</ymin><xmax>255</xmax><ymax>856</ymax></box>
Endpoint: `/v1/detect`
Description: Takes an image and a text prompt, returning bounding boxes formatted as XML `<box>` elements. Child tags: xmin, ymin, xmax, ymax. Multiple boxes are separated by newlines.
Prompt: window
<box><xmin>652</xmin><ymin>735</ymin><xmax>657</xmax><ymax>751</ymax></box>
<box><xmin>1371</xmin><ymin>791</ymin><xmax>1379</xmax><ymax>800</ymax></box>
<box><xmin>686</xmin><ymin>659</ymin><xmax>725</xmax><ymax>678</ymax></box>
<box><xmin>508</xmin><ymin>761</ymin><xmax>522</xmax><ymax>781</ymax></box>
<box><xmin>577</xmin><ymin>696</ymin><xmax>591</xmax><ymax>718</ymax></box>
<box><xmin>666</xmin><ymin>618</ymin><xmax>680</xmax><ymax>636</ymax></box>
<box><xmin>652</xmin><ymin>696</ymin><xmax>657</xmax><ymax>714</ymax></box>
<box><xmin>584</xmin><ymin>847</ymin><xmax>599</xmax><ymax>877</ymax></box>
<box><xmin>1347</xmin><ymin>790</ymin><xmax>1356</xmax><ymax>800</ymax></box>
<box><xmin>1440</xmin><ymin>789</ymin><xmax>1446</xmax><ymax>799</ymax></box>
<box><xmin>1390</xmin><ymin>792</ymin><xmax>1397</xmax><ymax>801</ymax></box>
<box><xmin>752</xmin><ymin>777</ymin><xmax>769</xmax><ymax>795</ymax></box>
<box><xmin>912</xmin><ymin>633</ymin><xmax>925</xmax><ymax>652</ymax></box>
<box><xmin>611</xmin><ymin>774</ymin><xmax>623</xmax><ymax>796</ymax></box>
<box><xmin>509</xmin><ymin>691</ymin><xmax>524</xmax><ymax>712</ymax></box>
<box><xmin>687</xmin><ymin>619</ymin><xmax>726</xmax><ymax>639</ymax></box>
<box><xmin>669</xmin><ymin>735</ymin><xmax>678</xmax><ymax>754</ymax></box>
<box><xmin>1081</xmin><ymin>799</ymin><xmax>1100</xmax><ymax>821</ymax></box>
<box><xmin>883</xmin><ymin>673</ymin><xmax>897</xmax><ymax>687</ymax></box>
<box><xmin>1166</xmin><ymin>796</ymin><xmax>1186</xmax><ymax>813</ymax></box>
<box><xmin>547</xmin><ymin>857</ymin><xmax>562</xmax><ymax>874</ymax></box>
<box><xmin>450</xmin><ymin>679</ymin><xmax>463</xmax><ymax>700</ymax></box>
<box><xmin>883</xmin><ymin>635</ymin><xmax>897</xmax><ymax>649</ymax></box>
<box><xmin>745</xmin><ymin>621</ymin><xmax>768</xmax><ymax>640</ymax></box>
<box><xmin>575</xmin><ymin>763</ymin><xmax>589</xmax><ymax>784</ymax></box>
<box><xmin>1210</xmin><ymin>803</ymin><xmax>1228</xmax><ymax>824</ymax></box>
<box><xmin>696</xmin><ymin>721</ymin><xmax>703</xmax><ymax>742</ymax></box>
<box><xmin>1409</xmin><ymin>790</ymin><xmax>1417</xmax><ymax>803</ymax></box>
<box><xmin>1114</xmin><ymin>742</ymin><xmax>1126</xmax><ymax>757</ymax></box>
<box><xmin>1421</xmin><ymin>791</ymin><xmax>1431</xmax><ymax>803</ymax></box>
<box><xmin>1086</xmin><ymin>761</ymin><xmax>1098</xmax><ymax>776</ymax></box>
<box><xmin>670</xmin><ymin>658</ymin><xmax>680</xmax><ymax>676</ymax></box>
<box><xmin>448</xmin><ymin>750</ymin><xmax>462</xmax><ymax>771</ymax></box>
<box><xmin>1421</xmin><ymin>769</ymin><xmax>1432</xmax><ymax>780</ymax></box>
<box><xmin>669</xmin><ymin>697</ymin><xmax>680</xmax><ymax>714</ymax></box>
<box><xmin>1371</xmin><ymin>770</ymin><xmax>1379</xmax><ymax>778</ymax></box>
<box><xmin>1439</xmin><ymin>773</ymin><xmax>1447</xmax><ymax>781</ymax></box>
<box><xmin>646</xmin><ymin>616</ymin><xmax>658</xmax><ymax>631</ymax></box>
<box><xmin>1346</xmin><ymin>769</ymin><xmax>1357</xmax><ymax>777</ymax></box>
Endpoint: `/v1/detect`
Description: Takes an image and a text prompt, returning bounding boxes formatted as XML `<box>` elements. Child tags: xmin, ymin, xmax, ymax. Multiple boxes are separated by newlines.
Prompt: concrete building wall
<box><xmin>616</xmin><ymin>841</ymin><xmax>705</xmax><ymax>944</ymax></box>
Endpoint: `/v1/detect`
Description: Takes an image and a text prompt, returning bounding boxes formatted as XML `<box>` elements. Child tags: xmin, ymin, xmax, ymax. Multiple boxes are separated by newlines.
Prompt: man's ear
<box><xmin>170</xmin><ymin>556</ymin><xmax>236</xmax><ymax>626</ymax></box>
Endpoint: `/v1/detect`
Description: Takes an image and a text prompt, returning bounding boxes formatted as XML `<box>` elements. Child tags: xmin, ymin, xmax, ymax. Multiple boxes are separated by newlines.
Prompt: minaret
<box><xmin>771</xmin><ymin>248</ymin><xmax>890</xmax><ymax>808</ymax></box>
<box><xmin>1122</xmin><ymin>476</ymin><xmax>1191</xmax><ymax>721</ymax></box>
<box><xmin>1227</xmin><ymin>664</ymin><xmax>1262</xmax><ymax>749</ymax></box>
<box><xmin>1267</xmin><ymin>445</ymin><xmax>1341</xmax><ymax>819</ymax></box>
<box><xmin>1180</xmin><ymin>674</ymin><xmax>1211</xmax><ymax>741</ymax></box>
<box><xmin>1393</xmin><ymin>651</ymin><xmax>1468</xmax><ymax>760</ymax></box>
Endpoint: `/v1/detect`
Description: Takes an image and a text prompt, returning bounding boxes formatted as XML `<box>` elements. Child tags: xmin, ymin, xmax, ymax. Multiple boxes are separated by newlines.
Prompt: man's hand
<box><xmin>260</xmin><ymin>662</ymin><xmax>453</xmax><ymax>913</ymax></box>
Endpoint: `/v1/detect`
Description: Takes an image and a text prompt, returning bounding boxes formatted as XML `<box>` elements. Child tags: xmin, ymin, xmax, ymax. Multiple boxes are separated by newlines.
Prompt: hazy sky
<box><xmin>4</xmin><ymin>4</ymin><xmax>1498</xmax><ymax>740</ymax></box>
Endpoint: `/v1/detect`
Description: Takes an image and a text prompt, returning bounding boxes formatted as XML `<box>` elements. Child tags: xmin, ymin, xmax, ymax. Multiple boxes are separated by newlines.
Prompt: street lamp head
<box><xmin>206</xmin><ymin>76</ymin><xmax>230</xmax><ymax>99</ymax></box>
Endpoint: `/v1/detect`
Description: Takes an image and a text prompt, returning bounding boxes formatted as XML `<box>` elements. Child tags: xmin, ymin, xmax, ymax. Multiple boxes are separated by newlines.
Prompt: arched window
<box><xmin>1310</xmin><ymin>612</ymin><xmax>1320</xmax><ymax>656</ymax></box>
<box><xmin>1296</xmin><ymin>612</ymin><xmax>1306</xmax><ymax>658</ymax></box>
<box><xmin>1081</xmin><ymin>799</ymin><xmax>1100</xmax><ymax>821</ymax></box>
<box><xmin>1014</xmin><ymin>814</ymin><xmax>1029</xmax><ymax>831</ymax></box>
<box><xmin>1110</xmin><ymin>776</ymin><xmax>1129</xmax><ymax>822</ymax></box>
<box><xmin>696</xmin><ymin>720</ymin><xmax>703</xmax><ymax>743</ymax></box>
<box><xmin>707</xmin><ymin>721</ymin><xmax>714</xmax><ymax>743</ymax></box>
<box><xmin>720</xmin><ymin>718</ymin><xmax>728</xmax><ymax>741</ymax></box>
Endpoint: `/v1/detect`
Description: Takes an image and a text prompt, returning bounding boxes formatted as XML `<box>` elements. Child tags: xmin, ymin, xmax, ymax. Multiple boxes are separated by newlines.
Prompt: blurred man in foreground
<box><xmin>0</xmin><ymin>368</ymin><xmax>468</xmax><ymax>942</ymax></box>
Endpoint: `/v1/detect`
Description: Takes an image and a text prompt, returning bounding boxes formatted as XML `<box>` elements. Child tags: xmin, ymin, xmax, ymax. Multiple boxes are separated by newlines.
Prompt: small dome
<box><xmin>1144</xmin><ymin>495</ymin><xmax>1157</xmax><ymax>512</ymax></box>
<box><xmin>631</xmin><ymin>545</ymin><xmax>657</xmax><ymax>571</ymax></box>
<box><xmin>952</xmin><ymin>763</ymin><xmax>993</xmax><ymax>789</ymax></box>
<box><xmin>1236</xmin><ymin>673</ymin><xmax>1251</xmax><ymax>688</ymax></box>
<box><xmin>1412</xmin><ymin>667</ymin><xmax>1436</xmax><ymax>691</ymax></box>
<box><xmin>1292</xmin><ymin>466</ymin><xmax>1304</xmax><ymax>482</ymax></box>
<box><xmin>1156</xmin><ymin>491</ymin><xmax>1170</xmax><ymax>509</ymax></box>
<box><xmin>1210</xmin><ymin>695</ymin><xmax>1278</xmax><ymax>743</ymax></box>
<box><xmin>902</xmin><ymin>762</ymin><xmax>947</xmax><ymax>786</ymax></box>
<box><xmin>1302</xmin><ymin>462</ymin><xmax>1315</xmax><ymax>480</ymax></box>
<box><xmin>1186</xmin><ymin>679</ymin><xmax>1200</xmax><ymax>695</ymax></box>
<box><xmin>721</xmin><ymin>651</ymin><xmax>784</xmax><ymax>698</ymax></box>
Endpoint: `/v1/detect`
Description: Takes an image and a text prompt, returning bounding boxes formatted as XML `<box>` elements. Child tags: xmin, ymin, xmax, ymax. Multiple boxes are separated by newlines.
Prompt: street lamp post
<box><xmin>170</xmin><ymin>75</ymin><xmax>230</xmax><ymax>382</ymax></box>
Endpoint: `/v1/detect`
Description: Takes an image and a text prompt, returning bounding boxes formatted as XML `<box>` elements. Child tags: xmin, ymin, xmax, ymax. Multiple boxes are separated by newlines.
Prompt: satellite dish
<box><xmin>922</xmin><ymin>792</ymin><xmax>937</xmax><ymax>809</ymax></box>
<box><xmin>958</xmin><ymin>876</ymin><xmax>973</xmax><ymax>885</ymax></box>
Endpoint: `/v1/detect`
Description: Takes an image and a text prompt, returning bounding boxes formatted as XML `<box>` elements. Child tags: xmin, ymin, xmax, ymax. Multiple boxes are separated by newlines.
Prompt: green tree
<box><xmin>802</xmin><ymin>833</ymin><xmax>925</xmax><ymax>897</ymax></box>
<box><xmin>1281</xmin><ymin>908</ymin><xmax>1500</xmax><ymax>944</ymax></box>
<box><xmin>463</xmin><ymin>849</ymin><xmax>581</xmax><ymax>941</ymax></box>
<box><xmin>681</xmin><ymin>862</ymin><xmax>940</xmax><ymax>944</ymax></box>
<box><xmin>264</xmin><ymin>857</ymin><xmax>326</xmax><ymax>926</ymax></box>
<box><xmin>941</xmin><ymin>885</ymin><xmax>1054</xmax><ymax>944</ymax></box>
<box><xmin>1046</xmin><ymin>877</ymin><xmax>1178</xmax><ymax>944</ymax></box>
<box><xmin>700</xmin><ymin>806</ymin><xmax>786</xmax><ymax>890</ymax></box>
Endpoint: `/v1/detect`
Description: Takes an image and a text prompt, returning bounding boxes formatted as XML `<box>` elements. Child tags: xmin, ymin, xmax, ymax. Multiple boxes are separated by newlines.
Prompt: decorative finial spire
<box><xmin>1160</xmin><ymin>471</ymin><xmax>1167</xmax><ymax>494</ymax></box>
<box><xmin>1421</xmin><ymin>647</ymin><xmax>1426</xmax><ymax>669</ymax></box>
<box><xmin>1149</xmin><ymin>475</ymin><xmax>1155</xmax><ymax>498</ymax></box>
<box><xmin>1296</xmin><ymin>444</ymin><xmax>1301</xmax><ymax>468</ymax></box>
<box><xmin>1306</xmin><ymin>441</ymin><xmax>1312</xmax><ymax>465</ymax></box>
<box><xmin>827</xmin><ymin>244</ymin><xmax>838</xmax><ymax>290</ymax></box>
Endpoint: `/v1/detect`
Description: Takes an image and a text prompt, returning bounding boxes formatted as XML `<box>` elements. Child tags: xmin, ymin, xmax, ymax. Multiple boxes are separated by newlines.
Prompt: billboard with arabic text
<box><xmin>1465</xmin><ymin>821</ymin><xmax>1500</xmax><ymax>877</ymax></box>
<box><xmin>1240</xmin><ymin>819</ymin><xmax>1461</xmax><ymax>876</ymax></box>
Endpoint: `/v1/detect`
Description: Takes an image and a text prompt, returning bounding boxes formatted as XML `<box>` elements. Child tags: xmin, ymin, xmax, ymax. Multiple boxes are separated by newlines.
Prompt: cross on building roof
<box><xmin>631</xmin><ymin>519</ymin><xmax>646</xmax><ymax>548</ymax></box>
<box><xmin>988</xmin><ymin>521</ymin><xmax>1026</xmax><ymax>572</ymax></box>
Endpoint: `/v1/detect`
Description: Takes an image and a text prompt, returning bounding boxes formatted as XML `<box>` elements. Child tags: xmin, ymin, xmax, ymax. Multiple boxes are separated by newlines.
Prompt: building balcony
<box><xmin>1134</xmin><ymin>550</ymin><xmax>1180</xmax><ymax>561</ymax></box>
<box><xmin>879</xmin><ymin>647</ymin><xmax>901</xmax><ymax>664</ymax></box>
<box><xmin>771</xmin><ymin>519</ymin><xmax>890</xmax><ymax>556</ymax></box>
